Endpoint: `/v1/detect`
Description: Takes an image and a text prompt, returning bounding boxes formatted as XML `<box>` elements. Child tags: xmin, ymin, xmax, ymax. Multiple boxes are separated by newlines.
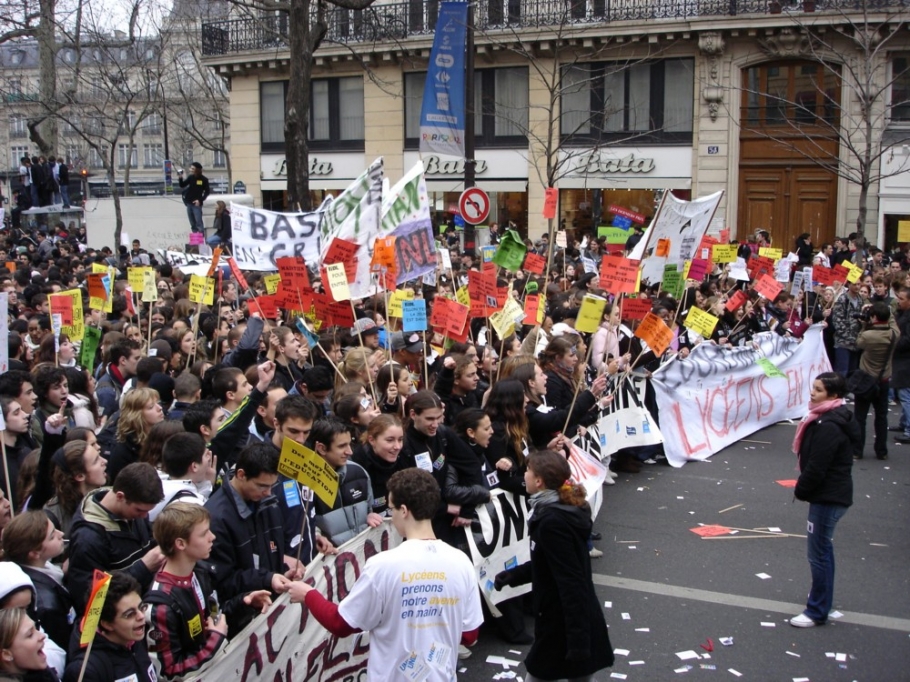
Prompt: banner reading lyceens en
<box><xmin>419</xmin><ymin>2</ymin><xmax>467</xmax><ymax>157</ymax></box>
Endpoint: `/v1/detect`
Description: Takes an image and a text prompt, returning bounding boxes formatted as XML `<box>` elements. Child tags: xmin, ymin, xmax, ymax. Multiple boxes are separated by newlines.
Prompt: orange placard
<box><xmin>600</xmin><ymin>256</ymin><xmax>640</xmax><ymax>295</ymax></box>
<box><xmin>689</xmin><ymin>525</ymin><xmax>733</xmax><ymax>537</ymax></box>
<box><xmin>86</xmin><ymin>273</ymin><xmax>108</xmax><ymax>301</ymax></box>
<box><xmin>655</xmin><ymin>238</ymin><xmax>670</xmax><ymax>257</ymax></box>
<box><xmin>371</xmin><ymin>237</ymin><xmax>397</xmax><ymax>273</ymax></box>
<box><xmin>634</xmin><ymin>312</ymin><xmax>674</xmax><ymax>356</ymax></box>
<box><xmin>754</xmin><ymin>274</ymin><xmax>784</xmax><ymax>301</ymax></box>
<box><xmin>207</xmin><ymin>248</ymin><xmax>223</xmax><ymax>277</ymax></box>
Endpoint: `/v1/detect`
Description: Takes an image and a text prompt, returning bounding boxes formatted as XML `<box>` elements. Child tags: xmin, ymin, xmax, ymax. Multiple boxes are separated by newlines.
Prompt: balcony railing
<box><xmin>201</xmin><ymin>0</ymin><xmax>909</xmax><ymax>56</ymax></box>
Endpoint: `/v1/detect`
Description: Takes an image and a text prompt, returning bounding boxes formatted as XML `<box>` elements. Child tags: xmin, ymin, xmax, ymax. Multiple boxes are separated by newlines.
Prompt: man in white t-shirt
<box><xmin>289</xmin><ymin>468</ymin><xmax>483</xmax><ymax>682</ymax></box>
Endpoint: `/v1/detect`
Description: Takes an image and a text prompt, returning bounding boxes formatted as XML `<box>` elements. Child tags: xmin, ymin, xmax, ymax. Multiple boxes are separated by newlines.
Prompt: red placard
<box><xmin>524</xmin><ymin>252</ymin><xmax>546</xmax><ymax>275</ymax></box>
<box><xmin>725</xmin><ymin>290</ymin><xmax>748</xmax><ymax>312</ymax></box>
<box><xmin>543</xmin><ymin>188</ymin><xmax>558</xmax><ymax>220</ymax></box>
<box><xmin>621</xmin><ymin>298</ymin><xmax>651</xmax><ymax>321</ymax></box>
<box><xmin>227</xmin><ymin>258</ymin><xmax>249</xmax><ymax>291</ymax></box>
<box><xmin>276</xmin><ymin>257</ymin><xmax>310</xmax><ymax>289</ymax></box>
<box><xmin>812</xmin><ymin>265</ymin><xmax>835</xmax><ymax>287</ymax></box>
<box><xmin>50</xmin><ymin>295</ymin><xmax>74</xmax><ymax>326</ymax></box>
<box><xmin>325</xmin><ymin>301</ymin><xmax>355</xmax><ymax>327</ymax></box>
<box><xmin>609</xmin><ymin>205</ymin><xmax>646</xmax><ymax>225</ymax></box>
<box><xmin>719</xmin><ymin>228</ymin><xmax>730</xmax><ymax>244</ymax></box>
<box><xmin>747</xmin><ymin>255</ymin><xmax>775</xmax><ymax>281</ymax></box>
<box><xmin>832</xmin><ymin>264</ymin><xmax>850</xmax><ymax>283</ymax></box>
<box><xmin>254</xmin><ymin>294</ymin><xmax>278</xmax><ymax>319</ymax></box>
<box><xmin>600</xmin><ymin>256</ymin><xmax>640</xmax><ymax>295</ymax></box>
<box><xmin>755</xmin><ymin>274</ymin><xmax>784</xmax><ymax>301</ymax></box>
<box><xmin>430</xmin><ymin>298</ymin><xmax>450</xmax><ymax>329</ymax></box>
<box><xmin>444</xmin><ymin>301</ymin><xmax>469</xmax><ymax>337</ymax></box>
<box><xmin>87</xmin><ymin>273</ymin><xmax>108</xmax><ymax>302</ymax></box>
<box><xmin>468</xmin><ymin>269</ymin><xmax>497</xmax><ymax>302</ymax></box>
<box><xmin>686</xmin><ymin>259</ymin><xmax>709</xmax><ymax>282</ymax></box>
<box><xmin>523</xmin><ymin>294</ymin><xmax>541</xmax><ymax>325</ymax></box>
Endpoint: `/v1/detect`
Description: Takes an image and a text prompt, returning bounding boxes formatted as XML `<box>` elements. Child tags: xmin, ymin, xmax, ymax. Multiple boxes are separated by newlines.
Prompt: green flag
<box><xmin>79</xmin><ymin>326</ymin><xmax>102</xmax><ymax>374</ymax></box>
<box><xmin>757</xmin><ymin>358</ymin><xmax>787</xmax><ymax>379</ymax></box>
<box><xmin>491</xmin><ymin>229</ymin><xmax>527</xmax><ymax>272</ymax></box>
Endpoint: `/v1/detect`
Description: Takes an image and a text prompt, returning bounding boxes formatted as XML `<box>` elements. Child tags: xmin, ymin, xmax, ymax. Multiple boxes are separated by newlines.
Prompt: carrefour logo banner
<box><xmin>419</xmin><ymin>1</ymin><xmax>467</xmax><ymax>158</ymax></box>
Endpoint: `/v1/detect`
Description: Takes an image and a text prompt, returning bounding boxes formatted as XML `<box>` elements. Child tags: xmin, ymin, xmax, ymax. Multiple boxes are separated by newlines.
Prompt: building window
<box><xmin>118</xmin><ymin>144</ymin><xmax>137</xmax><ymax>168</ymax></box>
<box><xmin>143</xmin><ymin>112</ymin><xmax>162</xmax><ymax>134</ymax></box>
<box><xmin>561</xmin><ymin>59</ymin><xmax>694</xmax><ymax>144</ymax></box>
<box><xmin>213</xmin><ymin>149</ymin><xmax>226</xmax><ymax>168</ymax></box>
<box><xmin>742</xmin><ymin>61</ymin><xmax>840</xmax><ymax>129</ymax></box>
<box><xmin>261</xmin><ymin>78</ymin><xmax>364</xmax><ymax>151</ymax></box>
<box><xmin>9</xmin><ymin>114</ymin><xmax>27</xmax><ymax>139</ymax></box>
<box><xmin>7</xmin><ymin>78</ymin><xmax>22</xmax><ymax>96</ymax></box>
<box><xmin>143</xmin><ymin>143</ymin><xmax>163</xmax><ymax>168</ymax></box>
<box><xmin>11</xmin><ymin>146</ymin><xmax>30</xmax><ymax>171</ymax></box>
<box><xmin>892</xmin><ymin>55</ymin><xmax>910</xmax><ymax>121</ymax></box>
<box><xmin>64</xmin><ymin>145</ymin><xmax>80</xmax><ymax>166</ymax></box>
<box><xmin>89</xmin><ymin>148</ymin><xmax>104</xmax><ymax>168</ymax></box>
<box><xmin>404</xmin><ymin>67</ymin><xmax>528</xmax><ymax>149</ymax></box>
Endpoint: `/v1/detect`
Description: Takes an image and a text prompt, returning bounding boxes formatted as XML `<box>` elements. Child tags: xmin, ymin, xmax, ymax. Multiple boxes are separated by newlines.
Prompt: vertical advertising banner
<box><xmin>419</xmin><ymin>1</ymin><xmax>467</xmax><ymax>158</ymax></box>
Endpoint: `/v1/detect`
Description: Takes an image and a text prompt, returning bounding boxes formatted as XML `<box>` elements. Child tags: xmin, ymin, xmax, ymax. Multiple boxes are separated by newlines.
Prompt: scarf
<box><xmin>33</xmin><ymin>561</ymin><xmax>65</xmax><ymax>587</ymax></box>
<box><xmin>528</xmin><ymin>489</ymin><xmax>560</xmax><ymax>514</ymax></box>
<box><xmin>791</xmin><ymin>398</ymin><xmax>843</xmax><ymax>454</ymax></box>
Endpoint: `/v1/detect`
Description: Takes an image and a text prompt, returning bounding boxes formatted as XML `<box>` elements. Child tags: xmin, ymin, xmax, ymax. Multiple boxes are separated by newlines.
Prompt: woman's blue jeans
<box><xmin>803</xmin><ymin>502</ymin><xmax>848</xmax><ymax>622</ymax></box>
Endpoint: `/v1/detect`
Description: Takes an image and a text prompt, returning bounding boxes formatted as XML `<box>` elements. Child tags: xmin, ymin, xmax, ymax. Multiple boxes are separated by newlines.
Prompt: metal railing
<box><xmin>201</xmin><ymin>0</ymin><xmax>910</xmax><ymax>56</ymax></box>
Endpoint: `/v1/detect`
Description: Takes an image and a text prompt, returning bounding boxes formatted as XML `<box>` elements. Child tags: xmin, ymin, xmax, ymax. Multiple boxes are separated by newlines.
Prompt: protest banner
<box><xmin>231</xmin><ymin>203</ymin><xmax>326</xmax><ymax>271</ymax></box>
<box><xmin>278</xmin><ymin>438</ymin><xmax>339</xmax><ymax>507</ymax></box>
<box><xmin>566</xmin><ymin>441</ymin><xmax>607</xmax><ymax>519</ymax></box>
<box><xmin>463</xmin><ymin>491</ymin><xmax>531</xmax><ymax>611</ymax></box>
<box><xmin>651</xmin><ymin>327</ymin><xmax>831</xmax><ymax>466</ymax></box>
<box><xmin>383</xmin><ymin>162</ymin><xmax>437</xmax><ymax>286</ymax></box>
<box><xmin>184</xmin><ymin>524</ymin><xmax>402</xmax><ymax>682</ymax></box>
<box><xmin>633</xmin><ymin>190</ymin><xmax>723</xmax><ymax>284</ymax></box>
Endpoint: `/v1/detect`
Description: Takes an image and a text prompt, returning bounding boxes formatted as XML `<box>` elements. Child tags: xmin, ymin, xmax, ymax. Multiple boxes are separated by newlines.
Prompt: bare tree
<box><xmin>224</xmin><ymin>0</ymin><xmax>379</xmax><ymax>210</ymax></box>
<box><xmin>730</xmin><ymin>2</ymin><xmax>910</xmax><ymax>246</ymax></box>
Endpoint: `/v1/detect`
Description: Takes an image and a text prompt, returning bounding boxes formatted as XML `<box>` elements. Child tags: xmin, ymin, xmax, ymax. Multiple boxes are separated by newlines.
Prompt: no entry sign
<box><xmin>458</xmin><ymin>187</ymin><xmax>490</xmax><ymax>225</ymax></box>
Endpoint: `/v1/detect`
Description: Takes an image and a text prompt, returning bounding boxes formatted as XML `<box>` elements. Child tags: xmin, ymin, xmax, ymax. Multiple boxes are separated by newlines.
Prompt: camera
<box><xmin>851</xmin><ymin>309</ymin><xmax>872</xmax><ymax>322</ymax></box>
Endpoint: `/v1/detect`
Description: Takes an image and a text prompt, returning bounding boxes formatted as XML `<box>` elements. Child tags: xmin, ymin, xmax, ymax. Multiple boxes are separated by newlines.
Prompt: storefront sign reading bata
<box><xmin>270</xmin><ymin>157</ymin><xmax>334</xmax><ymax>177</ymax></box>
<box><xmin>423</xmin><ymin>155</ymin><xmax>488</xmax><ymax>176</ymax></box>
<box><xmin>574</xmin><ymin>152</ymin><xmax>655</xmax><ymax>174</ymax></box>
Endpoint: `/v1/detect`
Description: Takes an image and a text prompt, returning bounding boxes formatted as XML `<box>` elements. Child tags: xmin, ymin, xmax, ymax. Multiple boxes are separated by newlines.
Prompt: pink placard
<box><xmin>189</xmin><ymin>232</ymin><xmax>204</xmax><ymax>245</ymax></box>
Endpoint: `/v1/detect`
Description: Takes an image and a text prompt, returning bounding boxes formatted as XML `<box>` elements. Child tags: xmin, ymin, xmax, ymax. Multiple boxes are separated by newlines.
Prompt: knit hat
<box><xmin>149</xmin><ymin>339</ymin><xmax>174</xmax><ymax>362</ymax></box>
<box><xmin>352</xmin><ymin>318</ymin><xmax>379</xmax><ymax>336</ymax></box>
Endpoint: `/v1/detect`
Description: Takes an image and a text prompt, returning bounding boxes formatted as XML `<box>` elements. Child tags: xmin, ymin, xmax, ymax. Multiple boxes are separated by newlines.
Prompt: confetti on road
<box><xmin>613</xmin><ymin>649</ymin><xmax>630</xmax><ymax>657</ymax></box>
<box><xmin>729</xmin><ymin>669</ymin><xmax>743</xmax><ymax>677</ymax></box>
<box><xmin>785</xmin><ymin>651</ymin><xmax>800</xmax><ymax>657</ymax></box>
<box><xmin>760</xmin><ymin>622</ymin><xmax>776</xmax><ymax>627</ymax></box>
<box><xmin>676</xmin><ymin>650</ymin><xmax>700</xmax><ymax>661</ymax></box>
<box><xmin>756</xmin><ymin>572</ymin><xmax>772</xmax><ymax>579</ymax></box>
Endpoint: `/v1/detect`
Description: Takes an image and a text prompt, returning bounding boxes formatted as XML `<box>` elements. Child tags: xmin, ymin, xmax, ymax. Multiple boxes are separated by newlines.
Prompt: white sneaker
<box><xmin>589</xmin><ymin>547</ymin><xmax>603</xmax><ymax>558</ymax></box>
<box><xmin>458</xmin><ymin>645</ymin><xmax>472</xmax><ymax>659</ymax></box>
<box><xmin>608</xmin><ymin>470</ymin><xmax>618</xmax><ymax>479</ymax></box>
<box><xmin>789</xmin><ymin>613</ymin><xmax>820</xmax><ymax>628</ymax></box>
<box><xmin>603</xmin><ymin>475</ymin><xmax>616</xmax><ymax>486</ymax></box>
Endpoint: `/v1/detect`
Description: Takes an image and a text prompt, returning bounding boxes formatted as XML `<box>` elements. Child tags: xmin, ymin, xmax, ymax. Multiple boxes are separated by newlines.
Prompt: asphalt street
<box><xmin>457</xmin><ymin>408</ymin><xmax>910</xmax><ymax>682</ymax></box>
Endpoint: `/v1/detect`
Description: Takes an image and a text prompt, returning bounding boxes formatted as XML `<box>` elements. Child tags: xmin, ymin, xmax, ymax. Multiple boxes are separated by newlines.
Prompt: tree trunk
<box><xmin>285</xmin><ymin>0</ymin><xmax>313</xmax><ymax>211</ymax></box>
<box><xmin>35</xmin><ymin>0</ymin><xmax>57</xmax><ymax>156</ymax></box>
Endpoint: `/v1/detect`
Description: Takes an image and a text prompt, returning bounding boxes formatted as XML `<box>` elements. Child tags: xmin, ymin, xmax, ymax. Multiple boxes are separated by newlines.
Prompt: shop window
<box><xmin>891</xmin><ymin>55</ymin><xmax>910</xmax><ymax>122</ymax></box>
<box><xmin>560</xmin><ymin>59</ymin><xmax>694</xmax><ymax>144</ymax></box>
<box><xmin>404</xmin><ymin>67</ymin><xmax>528</xmax><ymax>149</ymax></box>
<box><xmin>261</xmin><ymin>78</ymin><xmax>364</xmax><ymax>152</ymax></box>
<box><xmin>741</xmin><ymin>61</ymin><xmax>840</xmax><ymax>129</ymax></box>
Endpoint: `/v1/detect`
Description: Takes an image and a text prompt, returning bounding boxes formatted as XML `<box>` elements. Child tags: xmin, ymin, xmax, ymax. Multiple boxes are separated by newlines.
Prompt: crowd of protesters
<box><xmin>0</xmin><ymin>210</ymin><xmax>907</xmax><ymax>681</ymax></box>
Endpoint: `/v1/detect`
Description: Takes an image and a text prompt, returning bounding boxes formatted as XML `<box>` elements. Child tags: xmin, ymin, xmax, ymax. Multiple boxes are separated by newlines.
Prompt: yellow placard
<box><xmin>489</xmin><ymin>298</ymin><xmax>524</xmax><ymax>339</ymax></box>
<box><xmin>898</xmin><ymin>220</ymin><xmax>910</xmax><ymax>243</ymax></box>
<box><xmin>712</xmin><ymin>244</ymin><xmax>738</xmax><ymax>263</ymax></box>
<box><xmin>91</xmin><ymin>263</ymin><xmax>109</xmax><ymax>274</ymax></box>
<box><xmin>759</xmin><ymin>247</ymin><xmax>784</xmax><ymax>261</ymax></box>
<box><xmin>388</xmin><ymin>289</ymin><xmax>415</xmax><ymax>318</ymax></box>
<box><xmin>79</xmin><ymin>572</ymin><xmax>111</xmax><ymax>646</ymax></box>
<box><xmin>682</xmin><ymin>260</ymin><xmax>692</xmax><ymax>280</ymax></box>
<box><xmin>455</xmin><ymin>286</ymin><xmax>471</xmax><ymax>308</ymax></box>
<box><xmin>188</xmin><ymin>275</ymin><xmax>215</xmax><ymax>306</ymax></box>
<box><xmin>263</xmin><ymin>274</ymin><xmax>281</xmax><ymax>295</ymax></box>
<box><xmin>278</xmin><ymin>438</ymin><xmax>339</xmax><ymax>507</ymax></box>
<box><xmin>846</xmin><ymin>263</ymin><xmax>863</xmax><ymax>284</ymax></box>
<box><xmin>142</xmin><ymin>269</ymin><xmax>158</xmax><ymax>303</ymax></box>
<box><xmin>325</xmin><ymin>262</ymin><xmax>351</xmax><ymax>302</ymax></box>
<box><xmin>128</xmin><ymin>267</ymin><xmax>151</xmax><ymax>291</ymax></box>
<box><xmin>684</xmin><ymin>306</ymin><xmax>720</xmax><ymax>339</ymax></box>
<box><xmin>575</xmin><ymin>294</ymin><xmax>607</xmax><ymax>334</ymax></box>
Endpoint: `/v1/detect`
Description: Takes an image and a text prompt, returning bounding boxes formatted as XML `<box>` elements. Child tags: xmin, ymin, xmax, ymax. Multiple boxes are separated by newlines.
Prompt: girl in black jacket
<box><xmin>351</xmin><ymin>414</ymin><xmax>405</xmax><ymax>515</ymax></box>
<box><xmin>494</xmin><ymin>450</ymin><xmax>613</xmax><ymax>679</ymax></box>
<box><xmin>789</xmin><ymin>372</ymin><xmax>859</xmax><ymax>628</ymax></box>
<box><xmin>484</xmin><ymin>380</ymin><xmax>531</xmax><ymax>496</ymax></box>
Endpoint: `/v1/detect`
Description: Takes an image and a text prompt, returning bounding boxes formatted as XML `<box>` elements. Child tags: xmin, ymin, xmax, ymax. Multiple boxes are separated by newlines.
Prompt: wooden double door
<box><xmin>737</xmin><ymin>162</ymin><xmax>838</xmax><ymax>249</ymax></box>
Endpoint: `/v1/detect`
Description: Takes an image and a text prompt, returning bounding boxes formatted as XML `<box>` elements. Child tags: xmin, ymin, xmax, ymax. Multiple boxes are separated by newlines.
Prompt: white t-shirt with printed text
<box><xmin>339</xmin><ymin>538</ymin><xmax>483</xmax><ymax>682</ymax></box>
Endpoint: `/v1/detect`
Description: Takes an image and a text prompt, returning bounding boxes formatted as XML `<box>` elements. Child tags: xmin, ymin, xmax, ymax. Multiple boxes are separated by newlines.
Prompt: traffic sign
<box><xmin>458</xmin><ymin>187</ymin><xmax>490</xmax><ymax>225</ymax></box>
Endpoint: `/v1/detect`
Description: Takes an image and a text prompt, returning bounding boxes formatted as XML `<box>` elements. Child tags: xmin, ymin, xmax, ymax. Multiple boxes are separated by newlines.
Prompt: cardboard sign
<box><xmin>79</xmin><ymin>325</ymin><xmax>102</xmax><ymax>373</ymax></box>
<box><xmin>600</xmin><ymin>256</ymin><xmax>640</xmax><ymax>295</ymax></box>
<box><xmin>713</xmin><ymin>244</ymin><xmax>738</xmax><ymax>263</ymax></box>
<box><xmin>278</xmin><ymin>438</ymin><xmax>339</xmax><ymax>507</ymax></box>
<box><xmin>634</xmin><ymin>312</ymin><xmax>674</xmax><ymax>356</ymax></box>
<box><xmin>401</xmin><ymin>299</ymin><xmax>427</xmax><ymax>332</ymax></box>
<box><xmin>555</xmin><ymin>231</ymin><xmax>567</xmax><ymax>248</ymax></box>
<box><xmin>127</xmin><ymin>267</ymin><xmax>151</xmax><ymax>291</ymax></box>
<box><xmin>755</xmin><ymin>273</ymin><xmax>784</xmax><ymax>301</ymax></box>
<box><xmin>207</xmin><ymin>248</ymin><xmax>223</xmax><ymax>277</ymax></box>
<box><xmin>622</xmin><ymin>298</ymin><xmax>652</xmax><ymax>321</ymax></box>
<box><xmin>325</xmin><ymin>237</ymin><xmax>359</xmax><ymax>265</ymax></box>
<box><xmin>255</xmin><ymin>294</ymin><xmax>279</xmax><ymax>319</ymax></box>
<box><xmin>684</xmin><ymin>307</ymin><xmax>720</xmax><ymax>339</ymax></box>
<box><xmin>142</xmin><ymin>268</ymin><xmax>158</xmax><ymax>302</ymax></box>
<box><xmin>325</xmin><ymin>262</ymin><xmax>351</xmax><ymax>302</ymax></box>
<box><xmin>725</xmin><ymin>290</ymin><xmax>748</xmax><ymax>312</ymax></box>
<box><xmin>189</xmin><ymin>232</ymin><xmax>204</xmax><ymax>246</ymax></box>
<box><xmin>189</xmin><ymin>275</ymin><xmax>215</xmax><ymax>305</ymax></box>
<box><xmin>576</xmin><ymin>294</ymin><xmax>607</xmax><ymax>334</ymax></box>
<box><xmin>523</xmin><ymin>252</ymin><xmax>546</xmax><ymax>275</ymax></box>
<box><xmin>543</xmin><ymin>187</ymin><xmax>558</xmax><ymax>219</ymax></box>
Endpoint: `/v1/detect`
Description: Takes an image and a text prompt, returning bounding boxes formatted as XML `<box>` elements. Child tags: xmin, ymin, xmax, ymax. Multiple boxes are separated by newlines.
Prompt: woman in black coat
<box><xmin>494</xmin><ymin>450</ymin><xmax>613</xmax><ymax>680</ymax></box>
<box><xmin>789</xmin><ymin>372</ymin><xmax>859</xmax><ymax>628</ymax></box>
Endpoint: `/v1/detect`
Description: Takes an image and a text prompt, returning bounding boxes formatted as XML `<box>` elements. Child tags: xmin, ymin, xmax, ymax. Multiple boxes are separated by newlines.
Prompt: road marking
<box><xmin>592</xmin><ymin>574</ymin><xmax>910</xmax><ymax>632</ymax></box>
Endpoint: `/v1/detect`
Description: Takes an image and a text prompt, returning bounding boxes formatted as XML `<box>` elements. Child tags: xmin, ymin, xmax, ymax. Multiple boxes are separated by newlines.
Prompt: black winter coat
<box><xmin>508</xmin><ymin>501</ymin><xmax>613</xmax><ymax>679</ymax></box>
<box><xmin>20</xmin><ymin>566</ymin><xmax>75</xmax><ymax>651</ymax></box>
<box><xmin>890</xmin><ymin>308</ymin><xmax>910</xmax><ymax>390</ymax></box>
<box><xmin>795</xmin><ymin>406</ymin><xmax>858</xmax><ymax>507</ymax></box>
<box><xmin>64</xmin><ymin>628</ymin><xmax>155</xmax><ymax>682</ymax></box>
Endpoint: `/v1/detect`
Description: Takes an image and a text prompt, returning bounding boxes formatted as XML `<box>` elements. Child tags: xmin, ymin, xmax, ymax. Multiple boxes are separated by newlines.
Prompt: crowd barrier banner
<box><xmin>186</xmin><ymin>523</ymin><xmax>401</xmax><ymax>682</ymax></box>
<box><xmin>567</xmin><ymin>441</ymin><xmax>607</xmax><ymax>519</ymax></box>
<box><xmin>650</xmin><ymin>326</ymin><xmax>831</xmax><ymax>466</ymax></box>
<box><xmin>464</xmin><ymin>490</ymin><xmax>531</xmax><ymax>611</ymax></box>
<box><xmin>230</xmin><ymin>203</ymin><xmax>327</xmax><ymax>271</ymax></box>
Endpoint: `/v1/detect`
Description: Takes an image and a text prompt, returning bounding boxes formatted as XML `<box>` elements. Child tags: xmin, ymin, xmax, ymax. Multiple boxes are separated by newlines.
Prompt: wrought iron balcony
<box><xmin>201</xmin><ymin>0</ymin><xmax>908</xmax><ymax>57</ymax></box>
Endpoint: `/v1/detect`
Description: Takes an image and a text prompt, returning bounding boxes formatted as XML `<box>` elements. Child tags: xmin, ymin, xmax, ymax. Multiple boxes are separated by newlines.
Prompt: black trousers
<box><xmin>853</xmin><ymin>380</ymin><xmax>890</xmax><ymax>458</ymax></box>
